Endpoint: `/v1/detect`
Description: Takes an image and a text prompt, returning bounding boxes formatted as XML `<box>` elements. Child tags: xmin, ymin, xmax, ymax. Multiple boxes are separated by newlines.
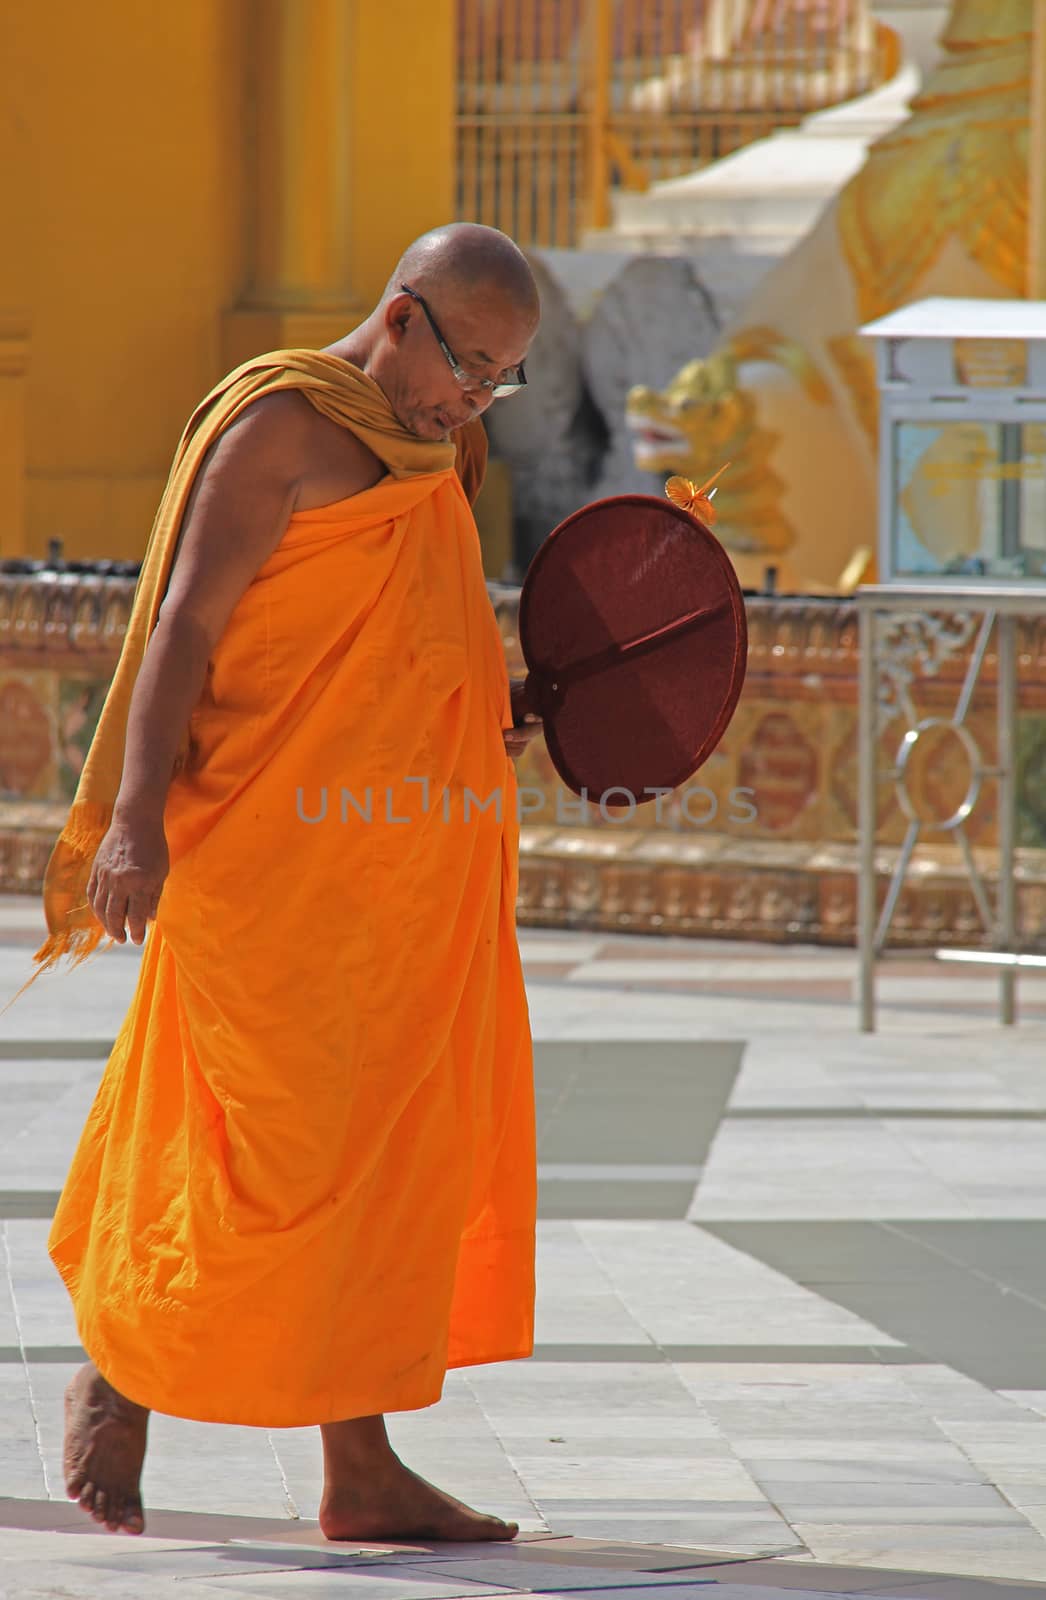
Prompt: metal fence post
<box><xmin>857</xmin><ymin>598</ymin><xmax>877</xmax><ymax>1032</ymax></box>
<box><xmin>997</xmin><ymin>613</ymin><xmax>1018</xmax><ymax>1024</ymax></box>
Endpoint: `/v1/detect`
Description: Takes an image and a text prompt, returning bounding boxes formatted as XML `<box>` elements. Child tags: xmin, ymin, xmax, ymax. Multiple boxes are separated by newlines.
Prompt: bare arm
<box><xmin>90</xmin><ymin>392</ymin><xmax>377</xmax><ymax>945</ymax></box>
<box><xmin>112</xmin><ymin>394</ymin><xmax>309</xmax><ymax>823</ymax></box>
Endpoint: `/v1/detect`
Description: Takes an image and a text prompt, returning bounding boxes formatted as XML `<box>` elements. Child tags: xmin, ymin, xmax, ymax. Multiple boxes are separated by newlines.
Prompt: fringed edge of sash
<box><xmin>0</xmin><ymin>924</ymin><xmax>111</xmax><ymax>1018</ymax></box>
<box><xmin>31</xmin><ymin>920</ymin><xmax>110</xmax><ymax>976</ymax></box>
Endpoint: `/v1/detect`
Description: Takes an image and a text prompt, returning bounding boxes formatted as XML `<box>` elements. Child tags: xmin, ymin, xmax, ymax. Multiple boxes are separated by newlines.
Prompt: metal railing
<box><xmin>455</xmin><ymin>0</ymin><xmax>901</xmax><ymax>247</ymax></box>
<box><xmin>856</xmin><ymin>584</ymin><xmax>1046</xmax><ymax>1032</ymax></box>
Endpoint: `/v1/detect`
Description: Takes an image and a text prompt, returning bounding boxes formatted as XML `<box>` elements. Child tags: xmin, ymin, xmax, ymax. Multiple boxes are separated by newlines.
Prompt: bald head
<box><xmin>338</xmin><ymin>223</ymin><xmax>539</xmax><ymax>443</ymax></box>
<box><xmin>385</xmin><ymin>224</ymin><xmax>540</xmax><ymax>322</ymax></box>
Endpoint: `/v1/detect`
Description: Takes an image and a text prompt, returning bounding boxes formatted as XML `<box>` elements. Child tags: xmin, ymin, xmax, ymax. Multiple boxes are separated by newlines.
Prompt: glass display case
<box><xmin>861</xmin><ymin>299</ymin><xmax>1046</xmax><ymax>584</ymax></box>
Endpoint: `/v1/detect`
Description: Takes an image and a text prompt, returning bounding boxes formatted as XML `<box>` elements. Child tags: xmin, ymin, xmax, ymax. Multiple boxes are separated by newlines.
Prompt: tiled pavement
<box><xmin>2</xmin><ymin>895</ymin><xmax>1046</xmax><ymax>1597</ymax></box>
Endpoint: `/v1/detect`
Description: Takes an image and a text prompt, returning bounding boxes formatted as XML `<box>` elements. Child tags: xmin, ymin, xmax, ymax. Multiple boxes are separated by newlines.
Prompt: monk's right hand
<box><xmin>87</xmin><ymin>814</ymin><xmax>170</xmax><ymax>946</ymax></box>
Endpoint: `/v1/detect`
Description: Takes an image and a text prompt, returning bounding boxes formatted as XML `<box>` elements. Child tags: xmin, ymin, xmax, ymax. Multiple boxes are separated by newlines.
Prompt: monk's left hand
<box><xmin>504</xmin><ymin>678</ymin><xmax>542</xmax><ymax>761</ymax></box>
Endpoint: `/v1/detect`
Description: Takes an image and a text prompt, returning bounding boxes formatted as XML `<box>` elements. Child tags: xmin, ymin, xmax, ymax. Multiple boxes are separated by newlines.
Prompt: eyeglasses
<box><xmin>400</xmin><ymin>284</ymin><xmax>526</xmax><ymax>399</ymax></box>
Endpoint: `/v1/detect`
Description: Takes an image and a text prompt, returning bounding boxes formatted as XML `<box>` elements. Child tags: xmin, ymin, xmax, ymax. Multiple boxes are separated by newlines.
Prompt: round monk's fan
<box><xmin>515</xmin><ymin>482</ymin><xmax>747</xmax><ymax>800</ymax></box>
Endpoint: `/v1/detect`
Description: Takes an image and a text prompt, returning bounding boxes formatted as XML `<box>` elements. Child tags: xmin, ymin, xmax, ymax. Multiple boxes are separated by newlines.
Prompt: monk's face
<box><xmin>382</xmin><ymin>284</ymin><xmax>537</xmax><ymax>442</ymax></box>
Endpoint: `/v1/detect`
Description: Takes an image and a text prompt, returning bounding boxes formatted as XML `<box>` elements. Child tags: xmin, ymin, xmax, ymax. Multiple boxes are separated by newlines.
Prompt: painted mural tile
<box><xmin>727</xmin><ymin>700</ymin><xmax>823</xmax><ymax>841</ymax></box>
<box><xmin>56</xmin><ymin>675</ymin><xmax>110</xmax><ymax>802</ymax></box>
<box><xmin>0</xmin><ymin>672</ymin><xmax>59</xmax><ymax>802</ymax></box>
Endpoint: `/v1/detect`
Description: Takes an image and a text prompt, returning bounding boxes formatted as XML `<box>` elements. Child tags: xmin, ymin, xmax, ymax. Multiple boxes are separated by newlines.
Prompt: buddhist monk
<box><xmin>52</xmin><ymin>223</ymin><xmax>544</xmax><ymax>1542</ymax></box>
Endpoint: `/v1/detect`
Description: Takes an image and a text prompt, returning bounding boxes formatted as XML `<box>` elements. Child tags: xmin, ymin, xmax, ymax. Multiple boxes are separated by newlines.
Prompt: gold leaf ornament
<box><xmin>664</xmin><ymin>462</ymin><xmax>731</xmax><ymax>524</ymax></box>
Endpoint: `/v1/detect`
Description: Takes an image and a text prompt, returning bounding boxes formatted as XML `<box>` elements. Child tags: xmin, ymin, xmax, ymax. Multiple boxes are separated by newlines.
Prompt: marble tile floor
<box><xmin>1</xmin><ymin>900</ymin><xmax>1046</xmax><ymax>1596</ymax></box>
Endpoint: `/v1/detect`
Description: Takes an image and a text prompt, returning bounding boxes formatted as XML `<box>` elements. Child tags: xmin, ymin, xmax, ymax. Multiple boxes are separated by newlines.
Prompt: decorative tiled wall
<box><xmin>0</xmin><ymin>573</ymin><xmax>136</xmax><ymax>893</ymax></box>
<box><xmin>3</xmin><ymin>571</ymin><xmax>1045</xmax><ymax>947</ymax></box>
<box><xmin>489</xmin><ymin>585</ymin><xmax>1046</xmax><ymax>948</ymax></box>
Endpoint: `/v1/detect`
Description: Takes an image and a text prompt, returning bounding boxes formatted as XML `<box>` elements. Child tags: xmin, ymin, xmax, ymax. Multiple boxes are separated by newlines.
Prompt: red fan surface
<box><xmin>517</xmin><ymin>494</ymin><xmax>747</xmax><ymax>799</ymax></box>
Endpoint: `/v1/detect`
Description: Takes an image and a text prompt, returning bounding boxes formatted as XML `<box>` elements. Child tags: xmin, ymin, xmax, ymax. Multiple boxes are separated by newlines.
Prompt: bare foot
<box><xmin>63</xmin><ymin>1362</ymin><xmax>149</xmax><ymax>1535</ymax></box>
<box><xmin>319</xmin><ymin>1415</ymin><xmax>518</xmax><ymax>1543</ymax></box>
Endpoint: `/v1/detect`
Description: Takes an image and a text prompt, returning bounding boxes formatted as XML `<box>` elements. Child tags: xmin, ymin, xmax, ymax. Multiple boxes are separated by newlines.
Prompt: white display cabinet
<box><xmin>861</xmin><ymin>298</ymin><xmax>1046</xmax><ymax>585</ymax></box>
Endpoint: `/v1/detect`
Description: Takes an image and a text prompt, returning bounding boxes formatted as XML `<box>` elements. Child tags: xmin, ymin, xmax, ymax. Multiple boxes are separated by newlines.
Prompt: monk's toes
<box><xmin>65</xmin><ymin>1472</ymin><xmax>86</xmax><ymax>1501</ymax></box>
<box><xmin>104</xmin><ymin>1496</ymin><xmax>131</xmax><ymax>1534</ymax></box>
<box><xmin>121</xmin><ymin>1503</ymin><xmax>145</xmax><ymax>1536</ymax></box>
<box><xmin>465</xmin><ymin>1512</ymin><xmax>517</xmax><ymax>1540</ymax></box>
<box><xmin>76</xmin><ymin>1481</ymin><xmax>144</xmax><ymax>1536</ymax></box>
<box><xmin>108</xmin><ymin>1496</ymin><xmax>145</xmax><ymax>1535</ymax></box>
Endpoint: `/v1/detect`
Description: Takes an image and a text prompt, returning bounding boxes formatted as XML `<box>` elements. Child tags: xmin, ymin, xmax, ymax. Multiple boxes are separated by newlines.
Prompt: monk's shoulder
<box><xmin>219</xmin><ymin>390</ymin><xmax>383</xmax><ymax>506</ymax></box>
<box><xmin>207</xmin><ymin>389</ymin><xmax>314</xmax><ymax>470</ymax></box>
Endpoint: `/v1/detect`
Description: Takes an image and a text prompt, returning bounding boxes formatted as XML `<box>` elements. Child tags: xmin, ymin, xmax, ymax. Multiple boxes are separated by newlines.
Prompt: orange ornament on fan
<box><xmin>664</xmin><ymin>462</ymin><xmax>731</xmax><ymax>526</ymax></box>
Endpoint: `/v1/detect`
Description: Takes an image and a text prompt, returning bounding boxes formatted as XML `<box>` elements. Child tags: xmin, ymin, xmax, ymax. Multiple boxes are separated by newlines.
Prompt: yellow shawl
<box><xmin>30</xmin><ymin>350</ymin><xmax>456</xmax><ymax>983</ymax></box>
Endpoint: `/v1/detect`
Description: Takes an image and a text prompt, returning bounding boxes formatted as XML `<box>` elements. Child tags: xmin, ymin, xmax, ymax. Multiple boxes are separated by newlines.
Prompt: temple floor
<box><xmin>2</xmin><ymin>897</ymin><xmax>1046</xmax><ymax>1595</ymax></box>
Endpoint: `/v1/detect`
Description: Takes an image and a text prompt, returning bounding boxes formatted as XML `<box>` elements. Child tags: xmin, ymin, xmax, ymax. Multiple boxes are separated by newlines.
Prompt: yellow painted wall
<box><xmin>1</xmin><ymin>0</ymin><xmax>455</xmax><ymax>562</ymax></box>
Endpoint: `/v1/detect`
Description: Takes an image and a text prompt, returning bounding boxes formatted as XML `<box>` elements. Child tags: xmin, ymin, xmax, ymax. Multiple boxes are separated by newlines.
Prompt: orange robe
<box><xmin>47</xmin><ymin>462</ymin><xmax>536</xmax><ymax>1427</ymax></box>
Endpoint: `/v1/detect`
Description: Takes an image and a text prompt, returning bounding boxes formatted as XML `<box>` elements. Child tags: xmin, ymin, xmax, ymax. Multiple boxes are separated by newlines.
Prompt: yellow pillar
<box><xmin>1030</xmin><ymin>0</ymin><xmax>1046</xmax><ymax>296</ymax></box>
<box><xmin>346</xmin><ymin>1</ymin><xmax>456</xmax><ymax>307</ymax></box>
<box><xmin>0</xmin><ymin>10</ymin><xmax>31</xmax><ymax>560</ymax></box>
<box><xmin>223</xmin><ymin>0</ymin><xmax>456</xmax><ymax>368</ymax></box>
